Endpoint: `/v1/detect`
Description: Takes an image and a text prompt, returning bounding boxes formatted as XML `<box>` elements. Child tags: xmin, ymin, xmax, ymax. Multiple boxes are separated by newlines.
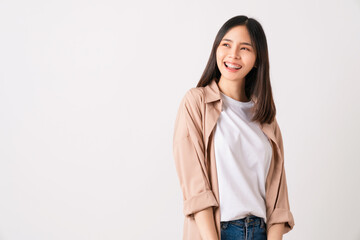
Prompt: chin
<box><xmin>221</xmin><ymin>73</ymin><xmax>243</xmax><ymax>81</ymax></box>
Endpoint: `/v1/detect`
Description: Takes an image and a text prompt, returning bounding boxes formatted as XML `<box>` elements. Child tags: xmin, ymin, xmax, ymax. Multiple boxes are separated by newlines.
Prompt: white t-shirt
<box><xmin>214</xmin><ymin>91</ymin><xmax>272</xmax><ymax>223</ymax></box>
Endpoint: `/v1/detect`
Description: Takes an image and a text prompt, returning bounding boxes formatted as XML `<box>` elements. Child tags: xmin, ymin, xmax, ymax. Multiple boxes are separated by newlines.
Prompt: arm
<box><xmin>267</xmin><ymin>223</ymin><xmax>285</xmax><ymax>240</ymax></box>
<box><xmin>266</xmin><ymin>118</ymin><xmax>295</xmax><ymax>235</ymax></box>
<box><xmin>173</xmin><ymin>89</ymin><xmax>219</xmax><ymax>238</ymax></box>
<box><xmin>194</xmin><ymin>207</ymin><xmax>219</xmax><ymax>240</ymax></box>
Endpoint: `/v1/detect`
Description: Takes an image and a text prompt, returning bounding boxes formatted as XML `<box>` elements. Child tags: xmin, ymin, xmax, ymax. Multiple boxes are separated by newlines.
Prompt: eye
<box><xmin>222</xmin><ymin>43</ymin><xmax>230</xmax><ymax>47</ymax></box>
<box><xmin>241</xmin><ymin>47</ymin><xmax>250</xmax><ymax>51</ymax></box>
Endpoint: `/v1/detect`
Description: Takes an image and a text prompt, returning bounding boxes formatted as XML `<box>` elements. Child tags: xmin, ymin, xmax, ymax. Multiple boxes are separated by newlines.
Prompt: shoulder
<box><xmin>182</xmin><ymin>87</ymin><xmax>205</xmax><ymax>105</ymax></box>
<box><xmin>178</xmin><ymin>87</ymin><xmax>205</xmax><ymax>112</ymax></box>
<box><xmin>174</xmin><ymin>87</ymin><xmax>205</xmax><ymax>141</ymax></box>
<box><xmin>175</xmin><ymin>86</ymin><xmax>206</xmax><ymax>117</ymax></box>
<box><xmin>272</xmin><ymin>116</ymin><xmax>285</xmax><ymax>149</ymax></box>
<box><xmin>176</xmin><ymin>87</ymin><xmax>205</xmax><ymax>124</ymax></box>
<box><xmin>272</xmin><ymin>116</ymin><xmax>279</xmax><ymax>129</ymax></box>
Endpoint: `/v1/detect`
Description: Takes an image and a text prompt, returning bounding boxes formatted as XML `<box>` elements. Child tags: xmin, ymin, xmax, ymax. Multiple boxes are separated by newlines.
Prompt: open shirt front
<box><xmin>173</xmin><ymin>78</ymin><xmax>295</xmax><ymax>240</ymax></box>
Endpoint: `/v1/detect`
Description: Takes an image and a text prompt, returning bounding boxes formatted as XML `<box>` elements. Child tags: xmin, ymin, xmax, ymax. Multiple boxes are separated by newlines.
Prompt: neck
<box><xmin>218</xmin><ymin>76</ymin><xmax>249</xmax><ymax>102</ymax></box>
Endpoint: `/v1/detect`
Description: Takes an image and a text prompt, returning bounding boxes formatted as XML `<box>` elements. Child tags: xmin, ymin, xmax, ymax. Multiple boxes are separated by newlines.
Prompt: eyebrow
<box><xmin>222</xmin><ymin>38</ymin><xmax>253</xmax><ymax>47</ymax></box>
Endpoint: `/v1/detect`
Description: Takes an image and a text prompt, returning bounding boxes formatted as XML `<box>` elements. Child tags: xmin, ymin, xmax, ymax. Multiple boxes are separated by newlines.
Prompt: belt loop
<box><xmin>260</xmin><ymin>218</ymin><xmax>265</xmax><ymax>228</ymax></box>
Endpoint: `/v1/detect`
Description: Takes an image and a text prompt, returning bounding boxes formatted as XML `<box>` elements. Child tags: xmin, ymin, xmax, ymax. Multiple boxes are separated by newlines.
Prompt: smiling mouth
<box><xmin>224</xmin><ymin>62</ymin><xmax>242</xmax><ymax>70</ymax></box>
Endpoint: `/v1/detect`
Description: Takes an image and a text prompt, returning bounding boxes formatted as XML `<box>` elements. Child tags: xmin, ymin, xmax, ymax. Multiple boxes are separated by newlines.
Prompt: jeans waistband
<box><xmin>220</xmin><ymin>215</ymin><xmax>266</xmax><ymax>229</ymax></box>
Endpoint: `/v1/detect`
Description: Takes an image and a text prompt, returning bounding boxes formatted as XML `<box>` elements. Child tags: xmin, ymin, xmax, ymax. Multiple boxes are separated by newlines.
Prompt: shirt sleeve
<box><xmin>267</xmin><ymin>117</ymin><xmax>295</xmax><ymax>234</ymax></box>
<box><xmin>172</xmin><ymin>89</ymin><xmax>219</xmax><ymax>218</ymax></box>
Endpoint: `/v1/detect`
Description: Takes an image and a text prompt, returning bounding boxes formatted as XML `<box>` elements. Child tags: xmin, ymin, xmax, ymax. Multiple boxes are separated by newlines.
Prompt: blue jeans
<box><xmin>220</xmin><ymin>215</ymin><xmax>267</xmax><ymax>240</ymax></box>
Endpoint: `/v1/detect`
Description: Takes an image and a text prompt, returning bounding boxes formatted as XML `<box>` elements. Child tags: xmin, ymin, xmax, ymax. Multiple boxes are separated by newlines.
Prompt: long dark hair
<box><xmin>196</xmin><ymin>15</ymin><xmax>276</xmax><ymax>125</ymax></box>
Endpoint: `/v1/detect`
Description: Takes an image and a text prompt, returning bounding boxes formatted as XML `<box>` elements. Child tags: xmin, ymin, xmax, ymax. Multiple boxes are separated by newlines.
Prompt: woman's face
<box><xmin>216</xmin><ymin>25</ymin><xmax>257</xmax><ymax>82</ymax></box>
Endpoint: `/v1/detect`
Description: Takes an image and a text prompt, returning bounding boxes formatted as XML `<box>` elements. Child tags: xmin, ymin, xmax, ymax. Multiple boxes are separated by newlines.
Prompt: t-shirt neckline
<box><xmin>220</xmin><ymin>91</ymin><xmax>253</xmax><ymax>108</ymax></box>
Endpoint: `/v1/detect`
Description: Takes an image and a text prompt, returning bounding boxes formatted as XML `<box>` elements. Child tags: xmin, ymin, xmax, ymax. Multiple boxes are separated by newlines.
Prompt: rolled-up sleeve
<box><xmin>173</xmin><ymin>89</ymin><xmax>219</xmax><ymax>218</ymax></box>
<box><xmin>267</xmin><ymin>118</ymin><xmax>295</xmax><ymax>234</ymax></box>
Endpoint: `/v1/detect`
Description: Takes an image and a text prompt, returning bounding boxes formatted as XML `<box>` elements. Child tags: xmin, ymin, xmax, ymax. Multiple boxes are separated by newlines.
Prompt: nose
<box><xmin>229</xmin><ymin>47</ymin><xmax>240</xmax><ymax>59</ymax></box>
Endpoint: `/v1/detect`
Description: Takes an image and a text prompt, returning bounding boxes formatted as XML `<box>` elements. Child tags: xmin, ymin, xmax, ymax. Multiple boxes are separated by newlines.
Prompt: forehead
<box><xmin>222</xmin><ymin>25</ymin><xmax>252</xmax><ymax>43</ymax></box>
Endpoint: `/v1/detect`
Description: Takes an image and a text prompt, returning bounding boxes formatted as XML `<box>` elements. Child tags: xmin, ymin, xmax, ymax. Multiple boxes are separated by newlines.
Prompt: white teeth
<box><xmin>225</xmin><ymin>62</ymin><xmax>241</xmax><ymax>69</ymax></box>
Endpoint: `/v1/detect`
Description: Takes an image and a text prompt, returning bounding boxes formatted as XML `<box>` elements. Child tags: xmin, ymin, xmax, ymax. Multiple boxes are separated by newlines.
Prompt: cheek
<box><xmin>215</xmin><ymin>51</ymin><xmax>222</xmax><ymax>65</ymax></box>
<box><xmin>249</xmin><ymin>53</ymin><xmax>257</xmax><ymax>62</ymax></box>
<box><xmin>216</xmin><ymin>50</ymin><xmax>225</xmax><ymax>63</ymax></box>
<box><xmin>217</xmin><ymin>49</ymin><xmax>224</xmax><ymax>57</ymax></box>
<box><xmin>216</xmin><ymin>58</ymin><xmax>221</xmax><ymax>69</ymax></box>
<box><xmin>243</xmin><ymin>53</ymin><xmax>256</xmax><ymax>64</ymax></box>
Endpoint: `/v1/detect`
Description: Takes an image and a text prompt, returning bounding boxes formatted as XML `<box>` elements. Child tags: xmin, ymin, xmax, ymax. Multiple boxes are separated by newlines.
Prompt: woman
<box><xmin>173</xmin><ymin>15</ymin><xmax>295</xmax><ymax>240</ymax></box>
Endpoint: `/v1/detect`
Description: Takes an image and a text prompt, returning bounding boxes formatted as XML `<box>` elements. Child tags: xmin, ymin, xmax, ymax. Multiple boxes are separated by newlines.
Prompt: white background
<box><xmin>1</xmin><ymin>0</ymin><xmax>360</xmax><ymax>239</ymax></box>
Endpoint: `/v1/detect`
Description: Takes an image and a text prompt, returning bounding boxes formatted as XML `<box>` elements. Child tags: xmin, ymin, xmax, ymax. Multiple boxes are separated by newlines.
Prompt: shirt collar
<box><xmin>204</xmin><ymin>78</ymin><xmax>221</xmax><ymax>103</ymax></box>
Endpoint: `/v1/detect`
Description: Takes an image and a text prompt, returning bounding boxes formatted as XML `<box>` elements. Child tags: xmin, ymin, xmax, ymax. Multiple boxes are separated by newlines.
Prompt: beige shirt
<box><xmin>173</xmin><ymin>78</ymin><xmax>295</xmax><ymax>240</ymax></box>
